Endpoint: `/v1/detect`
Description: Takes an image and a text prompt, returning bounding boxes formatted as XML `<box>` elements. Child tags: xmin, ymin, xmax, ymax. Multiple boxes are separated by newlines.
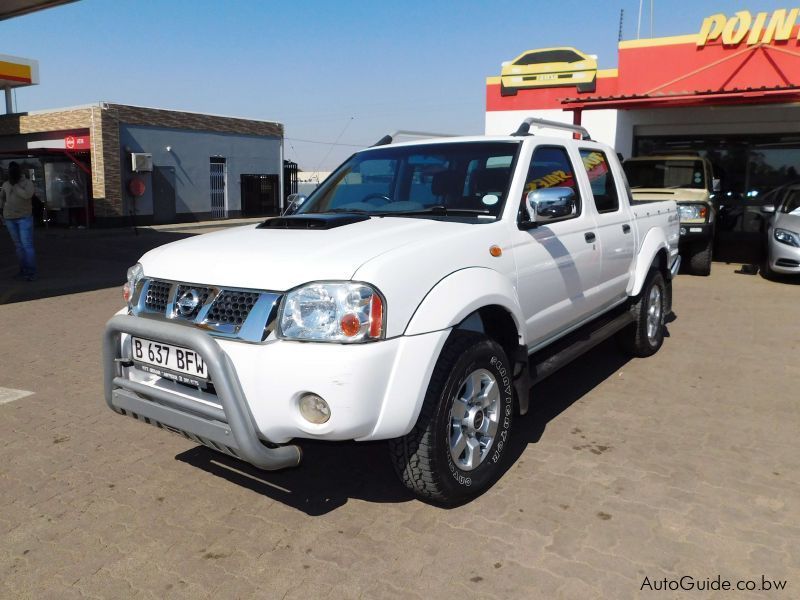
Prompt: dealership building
<box><xmin>486</xmin><ymin>8</ymin><xmax>800</xmax><ymax>244</ymax></box>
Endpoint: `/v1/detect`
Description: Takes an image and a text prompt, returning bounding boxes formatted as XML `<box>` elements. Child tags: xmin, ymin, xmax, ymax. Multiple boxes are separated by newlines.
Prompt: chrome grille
<box><xmin>145</xmin><ymin>280</ymin><xmax>171</xmax><ymax>312</ymax></box>
<box><xmin>134</xmin><ymin>279</ymin><xmax>281</xmax><ymax>342</ymax></box>
<box><xmin>206</xmin><ymin>291</ymin><xmax>260</xmax><ymax>326</ymax></box>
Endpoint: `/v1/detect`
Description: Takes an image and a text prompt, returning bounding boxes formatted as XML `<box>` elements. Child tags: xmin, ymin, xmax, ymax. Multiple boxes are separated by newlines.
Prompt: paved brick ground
<box><xmin>0</xmin><ymin>233</ymin><xmax>798</xmax><ymax>598</ymax></box>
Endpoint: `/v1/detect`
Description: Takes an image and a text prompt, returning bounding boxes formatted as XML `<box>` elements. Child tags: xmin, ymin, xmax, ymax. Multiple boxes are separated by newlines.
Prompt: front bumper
<box><xmin>500</xmin><ymin>69</ymin><xmax>595</xmax><ymax>89</ymax></box>
<box><xmin>104</xmin><ymin>315</ymin><xmax>450</xmax><ymax>465</ymax></box>
<box><xmin>768</xmin><ymin>239</ymin><xmax>800</xmax><ymax>274</ymax></box>
<box><xmin>678</xmin><ymin>222</ymin><xmax>713</xmax><ymax>245</ymax></box>
<box><xmin>104</xmin><ymin>315</ymin><xmax>303</xmax><ymax>470</ymax></box>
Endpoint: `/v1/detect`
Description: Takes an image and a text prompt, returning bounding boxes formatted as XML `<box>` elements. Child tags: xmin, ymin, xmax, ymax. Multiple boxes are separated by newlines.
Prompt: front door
<box><xmin>210</xmin><ymin>157</ymin><xmax>227</xmax><ymax>219</ymax></box>
<box><xmin>512</xmin><ymin>144</ymin><xmax>602</xmax><ymax>350</ymax></box>
<box><xmin>152</xmin><ymin>166</ymin><xmax>176</xmax><ymax>225</ymax></box>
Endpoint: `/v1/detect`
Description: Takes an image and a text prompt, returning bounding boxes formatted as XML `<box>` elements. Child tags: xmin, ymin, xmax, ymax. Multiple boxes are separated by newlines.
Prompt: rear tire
<box><xmin>388</xmin><ymin>331</ymin><xmax>515</xmax><ymax>505</ymax></box>
<box><xmin>618</xmin><ymin>270</ymin><xmax>667</xmax><ymax>358</ymax></box>
<box><xmin>500</xmin><ymin>82</ymin><xmax>517</xmax><ymax>97</ymax></box>
<box><xmin>688</xmin><ymin>239</ymin><xmax>713</xmax><ymax>276</ymax></box>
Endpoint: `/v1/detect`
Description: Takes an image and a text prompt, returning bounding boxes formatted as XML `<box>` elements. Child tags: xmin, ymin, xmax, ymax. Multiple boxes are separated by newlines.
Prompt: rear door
<box><xmin>512</xmin><ymin>143</ymin><xmax>602</xmax><ymax>350</ymax></box>
<box><xmin>577</xmin><ymin>147</ymin><xmax>635</xmax><ymax>307</ymax></box>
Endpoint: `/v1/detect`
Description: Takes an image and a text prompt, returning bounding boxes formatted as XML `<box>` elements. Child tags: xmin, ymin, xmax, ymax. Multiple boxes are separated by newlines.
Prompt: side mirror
<box><xmin>761</xmin><ymin>204</ymin><xmax>776</xmax><ymax>214</ymax></box>
<box><xmin>283</xmin><ymin>193</ymin><xmax>307</xmax><ymax>216</ymax></box>
<box><xmin>526</xmin><ymin>187</ymin><xmax>577</xmax><ymax>224</ymax></box>
<box><xmin>712</xmin><ymin>178</ymin><xmax>721</xmax><ymax>192</ymax></box>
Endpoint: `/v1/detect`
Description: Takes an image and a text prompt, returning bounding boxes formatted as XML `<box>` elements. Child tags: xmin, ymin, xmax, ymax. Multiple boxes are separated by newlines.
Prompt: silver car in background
<box><xmin>764</xmin><ymin>185</ymin><xmax>800</xmax><ymax>276</ymax></box>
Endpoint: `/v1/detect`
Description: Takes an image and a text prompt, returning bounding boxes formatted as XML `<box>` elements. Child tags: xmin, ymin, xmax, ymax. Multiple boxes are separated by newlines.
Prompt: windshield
<box><xmin>515</xmin><ymin>50</ymin><xmax>583</xmax><ymax>65</ymax></box>
<box><xmin>297</xmin><ymin>142</ymin><xmax>520</xmax><ymax>221</ymax></box>
<box><xmin>623</xmin><ymin>160</ymin><xmax>706</xmax><ymax>190</ymax></box>
<box><xmin>781</xmin><ymin>189</ymin><xmax>800</xmax><ymax>214</ymax></box>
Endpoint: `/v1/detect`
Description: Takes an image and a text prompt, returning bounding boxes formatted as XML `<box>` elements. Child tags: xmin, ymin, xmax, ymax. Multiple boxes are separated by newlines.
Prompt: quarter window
<box><xmin>580</xmin><ymin>149</ymin><xmax>619</xmax><ymax>213</ymax></box>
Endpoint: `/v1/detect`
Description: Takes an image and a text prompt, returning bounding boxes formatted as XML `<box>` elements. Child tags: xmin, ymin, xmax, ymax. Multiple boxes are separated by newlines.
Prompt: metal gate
<box><xmin>210</xmin><ymin>157</ymin><xmax>227</xmax><ymax>219</ymax></box>
<box><xmin>283</xmin><ymin>159</ymin><xmax>298</xmax><ymax>202</ymax></box>
<box><xmin>241</xmin><ymin>174</ymin><xmax>280</xmax><ymax>217</ymax></box>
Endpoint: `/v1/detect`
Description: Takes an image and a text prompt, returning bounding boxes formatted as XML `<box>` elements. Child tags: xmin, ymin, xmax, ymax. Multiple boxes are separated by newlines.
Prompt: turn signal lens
<box><xmin>698</xmin><ymin>206</ymin><xmax>708</xmax><ymax>219</ymax></box>
<box><xmin>122</xmin><ymin>282</ymin><xmax>132</xmax><ymax>303</ymax></box>
<box><xmin>340</xmin><ymin>313</ymin><xmax>360</xmax><ymax>337</ymax></box>
<box><xmin>369</xmin><ymin>294</ymin><xmax>383</xmax><ymax>338</ymax></box>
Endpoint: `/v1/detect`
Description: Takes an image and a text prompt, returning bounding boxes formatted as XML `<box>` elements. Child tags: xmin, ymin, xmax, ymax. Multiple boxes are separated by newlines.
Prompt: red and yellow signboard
<box><xmin>487</xmin><ymin>8</ymin><xmax>800</xmax><ymax>112</ymax></box>
<box><xmin>0</xmin><ymin>54</ymin><xmax>39</xmax><ymax>88</ymax></box>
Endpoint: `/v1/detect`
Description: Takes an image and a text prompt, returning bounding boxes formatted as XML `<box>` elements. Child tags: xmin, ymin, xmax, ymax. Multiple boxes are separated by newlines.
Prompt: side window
<box><xmin>579</xmin><ymin>149</ymin><xmax>619</xmax><ymax>213</ymax></box>
<box><xmin>521</xmin><ymin>146</ymin><xmax>581</xmax><ymax>219</ymax></box>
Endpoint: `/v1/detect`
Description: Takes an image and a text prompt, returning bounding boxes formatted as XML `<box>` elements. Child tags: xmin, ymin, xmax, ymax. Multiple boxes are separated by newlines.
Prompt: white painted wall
<box><xmin>485</xmin><ymin>109</ymin><xmax>619</xmax><ymax>146</ymax></box>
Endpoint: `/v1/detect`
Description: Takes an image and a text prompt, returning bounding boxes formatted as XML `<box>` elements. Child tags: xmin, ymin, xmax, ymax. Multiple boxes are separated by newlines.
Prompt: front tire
<box><xmin>688</xmin><ymin>239</ymin><xmax>713</xmax><ymax>276</ymax></box>
<box><xmin>388</xmin><ymin>331</ymin><xmax>515</xmax><ymax>505</ymax></box>
<box><xmin>500</xmin><ymin>82</ymin><xmax>517</xmax><ymax>97</ymax></box>
<box><xmin>618</xmin><ymin>270</ymin><xmax>667</xmax><ymax>358</ymax></box>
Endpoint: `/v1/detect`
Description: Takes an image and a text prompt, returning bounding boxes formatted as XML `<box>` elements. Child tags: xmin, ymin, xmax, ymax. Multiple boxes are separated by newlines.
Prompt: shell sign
<box><xmin>699</xmin><ymin>9</ymin><xmax>800</xmax><ymax>46</ymax></box>
<box><xmin>0</xmin><ymin>53</ymin><xmax>39</xmax><ymax>88</ymax></box>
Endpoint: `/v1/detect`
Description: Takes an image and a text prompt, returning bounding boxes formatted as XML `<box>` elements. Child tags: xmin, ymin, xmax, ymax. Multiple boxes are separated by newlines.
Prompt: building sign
<box><xmin>65</xmin><ymin>135</ymin><xmax>91</xmax><ymax>150</ymax></box>
<box><xmin>487</xmin><ymin>6</ymin><xmax>800</xmax><ymax>114</ymax></box>
<box><xmin>698</xmin><ymin>9</ymin><xmax>800</xmax><ymax>47</ymax></box>
<box><xmin>0</xmin><ymin>54</ymin><xmax>39</xmax><ymax>88</ymax></box>
<box><xmin>498</xmin><ymin>47</ymin><xmax>598</xmax><ymax>96</ymax></box>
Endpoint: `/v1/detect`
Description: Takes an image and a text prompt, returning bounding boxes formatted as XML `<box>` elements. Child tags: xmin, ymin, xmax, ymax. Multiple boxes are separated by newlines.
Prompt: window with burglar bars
<box><xmin>210</xmin><ymin>157</ymin><xmax>227</xmax><ymax>219</ymax></box>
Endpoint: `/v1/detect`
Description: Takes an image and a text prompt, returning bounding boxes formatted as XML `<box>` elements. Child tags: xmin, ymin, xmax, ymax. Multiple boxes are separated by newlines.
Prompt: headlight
<box><xmin>774</xmin><ymin>228</ymin><xmax>800</xmax><ymax>247</ymax></box>
<box><xmin>123</xmin><ymin>263</ymin><xmax>144</xmax><ymax>304</ymax></box>
<box><xmin>278</xmin><ymin>282</ymin><xmax>385</xmax><ymax>343</ymax></box>
<box><xmin>677</xmin><ymin>204</ymin><xmax>708</xmax><ymax>222</ymax></box>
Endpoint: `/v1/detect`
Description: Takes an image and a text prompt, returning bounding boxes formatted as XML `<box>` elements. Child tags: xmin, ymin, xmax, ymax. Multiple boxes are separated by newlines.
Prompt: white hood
<box><xmin>139</xmin><ymin>218</ymin><xmax>456</xmax><ymax>291</ymax></box>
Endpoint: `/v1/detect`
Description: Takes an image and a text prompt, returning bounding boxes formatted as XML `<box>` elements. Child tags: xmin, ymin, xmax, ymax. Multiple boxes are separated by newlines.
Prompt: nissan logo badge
<box><xmin>177</xmin><ymin>289</ymin><xmax>200</xmax><ymax>316</ymax></box>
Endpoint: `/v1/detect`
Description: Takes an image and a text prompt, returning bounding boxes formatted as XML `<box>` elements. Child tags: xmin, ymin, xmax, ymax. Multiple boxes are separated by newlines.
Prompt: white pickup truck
<box><xmin>104</xmin><ymin>119</ymin><xmax>680</xmax><ymax>505</ymax></box>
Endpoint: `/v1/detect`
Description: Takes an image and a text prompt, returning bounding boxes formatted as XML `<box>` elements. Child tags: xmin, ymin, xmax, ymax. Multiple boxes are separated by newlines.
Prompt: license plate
<box><xmin>131</xmin><ymin>337</ymin><xmax>208</xmax><ymax>385</ymax></box>
<box><xmin>539</xmin><ymin>73</ymin><xmax>558</xmax><ymax>81</ymax></box>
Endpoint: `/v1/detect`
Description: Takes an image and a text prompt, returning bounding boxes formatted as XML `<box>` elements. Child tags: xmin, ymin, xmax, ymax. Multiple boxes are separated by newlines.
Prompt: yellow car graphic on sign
<box><xmin>500</xmin><ymin>47</ymin><xmax>597</xmax><ymax>96</ymax></box>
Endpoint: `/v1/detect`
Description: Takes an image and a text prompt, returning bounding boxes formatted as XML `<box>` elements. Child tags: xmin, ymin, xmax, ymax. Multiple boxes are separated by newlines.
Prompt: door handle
<box><xmin>584</xmin><ymin>232</ymin><xmax>596</xmax><ymax>243</ymax></box>
<box><xmin>622</xmin><ymin>224</ymin><xmax>631</xmax><ymax>234</ymax></box>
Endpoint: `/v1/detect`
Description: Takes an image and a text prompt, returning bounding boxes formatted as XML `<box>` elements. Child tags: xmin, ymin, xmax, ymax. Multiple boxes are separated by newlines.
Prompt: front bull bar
<box><xmin>103</xmin><ymin>314</ymin><xmax>302</xmax><ymax>470</ymax></box>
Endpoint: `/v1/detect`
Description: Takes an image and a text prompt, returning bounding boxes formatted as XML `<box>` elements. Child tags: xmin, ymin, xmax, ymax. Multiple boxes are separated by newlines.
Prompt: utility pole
<box><xmin>650</xmin><ymin>0</ymin><xmax>654</xmax><ymax>37</ymax></box>
<box><xmin>618</xmin><ymin>8</ymin><xmax>625</xmax><ymax>42</ymax></box>
<box><xmin>637</xmin><ymin>0</ymin><xmax>643</xmax><ymax>39</ymax></box>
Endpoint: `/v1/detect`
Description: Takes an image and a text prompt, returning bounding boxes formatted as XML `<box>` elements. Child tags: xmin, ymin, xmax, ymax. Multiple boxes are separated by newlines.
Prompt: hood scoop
<box><xmin>258</xmin><ymin>214</ymin><xmax>371</xmax><ymax>230</ymax></box>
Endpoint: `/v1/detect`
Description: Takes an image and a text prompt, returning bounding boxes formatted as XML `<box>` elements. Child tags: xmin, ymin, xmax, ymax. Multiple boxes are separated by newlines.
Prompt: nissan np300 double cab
<box><xmin>104</xmin><ymin>119</ymin><xmax>680</xmax><ymax>505</ymax></box>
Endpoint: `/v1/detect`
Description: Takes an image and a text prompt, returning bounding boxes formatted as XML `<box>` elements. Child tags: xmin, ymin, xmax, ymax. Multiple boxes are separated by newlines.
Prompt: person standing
<box><xmin>0</xmin><ymin>162</ymin><xmax>37</xmax><ymax>281</ymax></box>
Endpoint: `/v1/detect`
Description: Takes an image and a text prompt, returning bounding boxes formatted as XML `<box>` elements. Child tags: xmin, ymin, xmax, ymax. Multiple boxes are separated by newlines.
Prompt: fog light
<box><xmin>680</xmin><ymin>227</ymin><xmax>687</xmax><ymax>236</ymax></box>
<box><xmin>299</xmin><ymin>393</ymin><xmax>331</xmax><ymax>424</ymax></box>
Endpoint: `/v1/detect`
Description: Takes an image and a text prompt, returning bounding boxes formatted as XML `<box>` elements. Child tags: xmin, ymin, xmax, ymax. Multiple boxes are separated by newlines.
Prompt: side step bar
<box><xmin>529</xmin><ymin>307</ymin><xmax>635</xmax><ymax>385</ymax></box>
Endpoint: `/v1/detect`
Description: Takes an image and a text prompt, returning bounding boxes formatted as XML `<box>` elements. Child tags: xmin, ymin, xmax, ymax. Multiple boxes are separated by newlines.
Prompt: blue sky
<box><xmin>1</xmin><ymin>0</ymin><xmax>792</xmax><ymax>170</ymax></box>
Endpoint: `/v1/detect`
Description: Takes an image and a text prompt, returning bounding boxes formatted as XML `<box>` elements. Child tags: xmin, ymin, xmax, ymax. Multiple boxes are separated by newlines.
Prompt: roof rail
<box><xmin>511</xmin><ymin>117</ymin><xmax>592</xmax><ymax>140</ymax></box>
<box><xmin>371</xmin><ymin>130</ymin><xmax>456</xmax><ymax>147</ymax></box>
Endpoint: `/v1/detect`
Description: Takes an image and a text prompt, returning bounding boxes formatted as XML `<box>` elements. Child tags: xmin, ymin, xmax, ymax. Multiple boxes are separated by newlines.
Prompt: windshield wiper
<box><xmin>390</xmin><ymin>205</ymin><xmax>492</xmax><ymax>216</ymax></box>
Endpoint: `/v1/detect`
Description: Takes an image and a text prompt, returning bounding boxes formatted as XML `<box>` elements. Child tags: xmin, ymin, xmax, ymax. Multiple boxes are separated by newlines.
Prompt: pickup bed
<box><xmin>104</xmin><ymin>118</ymin><xmax>680</xmax><ymax>504</ymax></box>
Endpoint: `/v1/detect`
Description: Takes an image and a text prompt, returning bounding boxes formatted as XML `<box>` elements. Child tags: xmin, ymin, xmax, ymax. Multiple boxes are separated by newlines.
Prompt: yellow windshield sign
<box><xmin>698</xmin><ymin>9</ymin><xmax>800</xmax><ymax>46</ymax></box>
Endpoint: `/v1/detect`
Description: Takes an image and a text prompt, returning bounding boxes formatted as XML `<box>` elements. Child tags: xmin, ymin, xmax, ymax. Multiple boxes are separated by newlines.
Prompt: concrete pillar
<box><xmin>4</xmin><ymin>87</ymin><xmax>12</xmax><ymax>114</ymax></box>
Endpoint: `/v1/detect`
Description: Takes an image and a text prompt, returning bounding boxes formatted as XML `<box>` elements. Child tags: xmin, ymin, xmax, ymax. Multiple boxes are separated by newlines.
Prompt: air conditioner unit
<box><xmin>131</xmin><ymin>153</ymin><xmax>153</xmax><ymax>172</ymax></box>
